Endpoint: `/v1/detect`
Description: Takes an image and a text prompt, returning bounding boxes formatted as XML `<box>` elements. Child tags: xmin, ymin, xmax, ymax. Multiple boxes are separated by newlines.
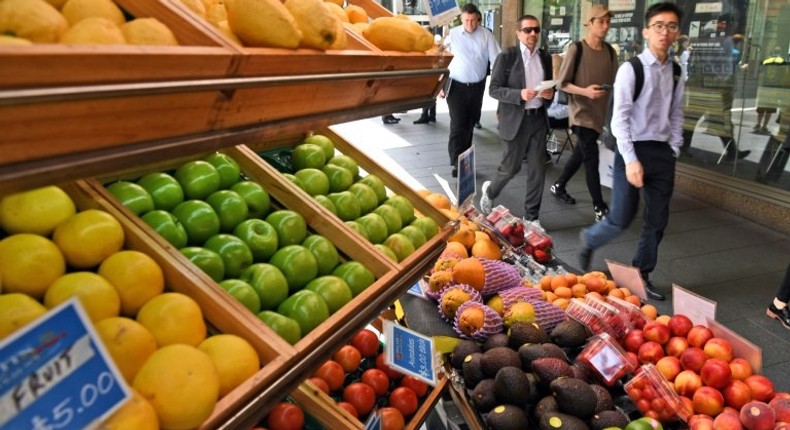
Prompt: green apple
<box><xmin>291</xmin><ymin>143</ymin><xmax>326</xmax><ymax>170</ymax></box>
<box><xmin>171</xmin><ymin>200</ymin><xmax>220</xmax><ymax>245</ymax></box>
<box><xmin>305</xmin><ymin>275</ymin><xmax>352</xmax><ymax>314</ymax></box>
<box><xmin>180</xmin><ymin>246</ymin><xmax>225</xmax><ymax>282</ymax></box>
<box><xmin>384</xmin><ymin>195</ymin><xmax>415</xmax><ymax>224</ymax></box>
<box><xmin>257</xmin><ymin>310</ymin><xmax>301</xmax><ymax>345</ymax></box>
<box><xmin>294</xmin><ymin>168</ymin><xmax>329</xmax><ymax>196</ymax></box>
<box><xmin>241</xmin><ymin>263</ymin><xmax>289</xmax><ymax>310</ymax></box>
<box><xmin>137</xmin><ymin>172</ymin><xmax>184</xmax><ymax>211</ymax></box>
<box><xmin>383</xmin><ymin>233</ymin><xmax>415</xmax><ymax>262</ymax></box>
<box><xmin>106</xmin><ymin>181</ymin><xmax>154</xmax><ymax>216</ymax></box>
<box><xmin>283</xmin><ymin>173</ymin><xmax>305</xmax><ymax>192</ymax></box>
<box><xmin>321</xmin><ymin>164</ymin><xmax>353</xmax><ymax>193</ymax></box>
<box><xmin>231</xmin><ymin>181</ymin><xmax>271</xmax><ymax>219</ymax></box>
<box><xmin>399</xmin><ymin>225</ymin><xmax>427</xmax><ymax>249</ymax></box>
<box><xmin>269</xmin><ymin>245</ymin><xmax>318</xmax><ymax>292</ymax></box>
<box><xmin>373</xmin><ymin>204</ymin><xmax>402</xmax><ymax>235</ymax></box>
<box><xmin>314</xmin><ymin>195</ymin><xmax>337</xmax><ymax>215</ymax></box>
<box><xmin>233</xmin><ymin>219</ymin><xmax>278</xmax><ymax>262</ymax></box>
<box><xmin>204</xmin><ymin>152</ymin><xmax>241</xmax><ymax>189</ymax></box>
<box><xmin>374</xmin><ymin>244</ymin><xmax>398</xmax><ymax>263</ymax></box>
<box><xmin>203</xmin><ymin>234</ymin><xmax>253</xmax><ymax>278</ymax></box>
<box><xmin>348</xmin><ymin>183</ymin><xmax>378</xmax><ymax>215</ymax></box>
<box><xmin>174</xmin><ymin>160</ymin><xmax>221</xmax><ymax>200</ymax></box>
<box><xmin>332</xmin><ymin>261</ymin><xmax>375</xmax><ymax>297</ymax></box>
<box><xmin>358</xmin><ymin>174</ymin><xmax>387</xmax><ymax>203</ymax></box>
<box><xmin>302</xmin><ymin>234</ymin><xmax>339</xmax><ymax>276</ymax></box>
<box><xmin>411</xmin><ymin>216</ymin><xmax>439</xmax><ymax>239</ymax></box>
<box><xmin>355</xmin><ymin>213</ymin><xmax>388</xmax><ymax>244</ymax></box>
<box><xmin>276</xmin><ymin>290</ymin><xmax>329</xmax><ymax>335</ymax></box>
<box><xmin>265</xmin><ymin>210</ymin><xmax>307</xmax><ymax>246</ymax></box>
<box><xmin>327</xmin><ymin>155</ymin><xmax>359</xmax><ymax>179</ymax></box>
<box><xmin>205</xmin><ymin>190</ymin><xmax>249</xmax><ymax>232</ymax></box>
<box><xmin>344</xmin><ymin>221</ymin><xmax>369</xmax><ymax>240</ymax></box>
<box><xmin>327</xmin><ymin>191</ymin><xmax>361</xmax><ymax>221</ymax></box>
<box><xmin>218</xmin><ymin>279</ymin><xmax>261</xmax><ymax>313</ymax></box>
<box><xmin>303</xmin><ymin>134</ymin><xmax>335</xmax><ymax>159</ymax></box>
<box><xmin>141</xmin><ymin>210</ymin><xmax>188</xmax><ymax>249</ymax></box>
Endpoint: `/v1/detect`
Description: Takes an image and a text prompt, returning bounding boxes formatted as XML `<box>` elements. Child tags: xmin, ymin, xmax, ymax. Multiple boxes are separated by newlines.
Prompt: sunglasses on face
<box><xmin>519</xmin><ymin>27</ymin><xmax>541</xmax><ymax>34</ymax></box>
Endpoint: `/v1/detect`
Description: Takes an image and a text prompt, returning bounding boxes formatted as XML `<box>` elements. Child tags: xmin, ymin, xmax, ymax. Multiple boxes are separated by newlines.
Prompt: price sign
<box><xmin>0</xmin><ymin>299</ymin><xmax>130</xmax><ymax>430</ymax></box>
<box><xmin>383</xmin><ymin>321</ymin><xmax>437</xmax><ymax>386</ymax></box>
<box><xmin>707</xmin><ymin>319</ymin><xmax>762</xmax><ymax>373</ymax></box>
<box><xmin>605</xmin><ymin>260</ymin><xmax>647</xmax><ymax>301</ymax></box>
<box><xmin>672</xmin><ymin>285</ymin><xmax>717</xmax><ymax>326</ymax></box>
<box><xmin>456</xmin><ymin>146</ymin><xmax>476</xmax><ymax>213</ymax></box>
<box><xmin>423</xmin><ymin>0</ymin><xmax>460</xmax><ymax>27</ymax></box>
<box><xmin>406</xmin><ymin>280</ymin><xmax>427</xmax><ymax>299</ymax></box>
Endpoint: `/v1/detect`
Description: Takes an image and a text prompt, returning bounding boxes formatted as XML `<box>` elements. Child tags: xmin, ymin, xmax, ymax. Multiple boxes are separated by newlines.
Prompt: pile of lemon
<box><xmin>0</xmin><ymin>185</ymin><xmax>260</xmax><ymax>430</ymax></box>
<box><xmin>0</xmin><ymin>0</ymin><xmax>179</xmax><ymax>45</ymax></box>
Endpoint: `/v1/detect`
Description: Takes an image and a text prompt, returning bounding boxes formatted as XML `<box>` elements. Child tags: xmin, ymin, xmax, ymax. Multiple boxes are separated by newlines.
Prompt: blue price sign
<box><xmin>383</xmin><ymin>321</ymin><xmax>437</xmax><ymax>386</ymax></box>
<box><xmin>0</xmin><ymin>299</ymin><xmax>130</xmax><ymax>430</ymax></box>
<box><xmin>456</xmin><ymin>146</ymin><xmax>476</xmax><ymax>213</ymax></box>
<box><xmin>424</xmin><ymin>0</ymin><xmax>460</xmax><ymax>26</ymax></box>
<box><xmin>406</xmin><ymin>280</ymin><xmax>426</xmax><ymax>299</ymax></box>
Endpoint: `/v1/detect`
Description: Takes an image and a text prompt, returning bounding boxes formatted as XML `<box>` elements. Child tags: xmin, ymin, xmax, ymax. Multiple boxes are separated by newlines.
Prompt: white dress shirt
<box><xmin>447</xmin><ymin>25</ymin><xmax>501</xmax><ymax>84</ymax></box>
<box><xmin>521</xmin><ymin>43</ymin><xmax>545</xmax><ymax>109</ymax></box>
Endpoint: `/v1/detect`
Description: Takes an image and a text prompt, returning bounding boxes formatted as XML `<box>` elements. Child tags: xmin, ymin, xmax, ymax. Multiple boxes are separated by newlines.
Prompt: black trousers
<box><xmin>446</xmin><ymin>79</ymin><xmax>486</xmax><ymax>166</ymax></box>
<box><xmin>555</xmin><ymin>125</ymin><xmax>605</xmax><ymax>206</ymax></box>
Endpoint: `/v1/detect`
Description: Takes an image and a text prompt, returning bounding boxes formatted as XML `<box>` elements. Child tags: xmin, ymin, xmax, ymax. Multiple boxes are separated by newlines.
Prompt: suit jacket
<box><xmin>490</xmin><ymin>45</ymin><xmax>552</xmax><ymax>140</ymax></box>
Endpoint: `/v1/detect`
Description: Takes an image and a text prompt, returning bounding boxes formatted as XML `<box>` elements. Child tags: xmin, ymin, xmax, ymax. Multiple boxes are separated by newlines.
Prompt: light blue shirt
<box><xmin>521</xmin><ymin>43</ymin><xmax>545</xmax><ymax>109</ymax></box>
<box><xmin>612</xmin><ymin>49</ymin><xmax>685</xmax><ymax>164</ymax></box>
<box><xmin>547</xmin><ymin>92</ymin><xmax>569</xmax><ymax>120</ymax></box>
<box><xmin>447</xmin><ymin>25</ymin><xmax>501</xmax><ymax>84</ymax></box>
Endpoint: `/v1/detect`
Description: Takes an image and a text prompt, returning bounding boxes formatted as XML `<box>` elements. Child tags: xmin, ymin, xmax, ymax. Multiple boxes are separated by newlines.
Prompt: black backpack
<box><xmin>598</xmin><ymin>56</ymin><xmax>682</xmax><ymax>150</ymax></box>
<box><xmin>557</xmin><ymin>40</ymin><xmax>616</xmax><ymax>105</ymax></box>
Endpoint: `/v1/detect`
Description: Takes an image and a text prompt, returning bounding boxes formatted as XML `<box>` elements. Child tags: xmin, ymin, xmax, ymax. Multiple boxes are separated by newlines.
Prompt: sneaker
<box><xmin>767</xmin><ymin>303</ymin><xmax>790</xmax><ymax>330</ymax></box>
<box><xmin>550</xmin><ymin>183</ymin><xmax>576</xmax><ymax>205</ymax></box>
<box><xmin>594</xmin><ymin>203</ymin><xmax>609</xmax><ymax>222</ymax></box>
<box><xmin>479</xmin><ymin>181</ymin><xmax>492</xmax><ymax>214</ymax></box>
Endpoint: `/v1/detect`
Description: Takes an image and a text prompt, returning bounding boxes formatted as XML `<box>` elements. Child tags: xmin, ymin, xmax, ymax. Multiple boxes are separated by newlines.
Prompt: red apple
<box><xmin>730</xmin><ymin>358</ymin><xmax>754</xmax><ymax>381</ymax></box>
<box><xmin>700</xmin><ymin>358</ymin><xmax>732</xmax><ymax>390</ymax></box>
<box><xmin>745</xmin><ymin>375</ymin><xmax>776</xmax><ymax>403</ymax></box>
<box><xmin>623</xmin><ymin>329</ymin><xmax>647</xmax><ymax>353</ymax></box>
<box><xmin>693</xmin><ymin>386</ymin><xmax>725</xmax><ymax>416</ymax></box>
<box><xmin>626</xmin><ymin>351</ymin><xmax>640</xmax><ymax>370</ymax></box>
<box><xmin>676</xmin><ymin>370</ymin><xmax>704</xmax><ymax>397</ymax></box>
<box><xmin>768</xmin><ymin>397</ymin><xmax>790</xmax><ymax>423</ymax></box>
<box><xmin>638</xmin><ymin>341</ymin><xmax>666</xmax><ymax>364</ymax></box>
<box><xmin>723</xmin><ymin>380</ymin><xmax>754</xmax><ymax>409</ymax></box>
<box><xmin>725</xmin><ymin>407</ymin><xmax>742</xmax><ymax>416</ymax></box>
<box><xmin>775</xmin><ymin>423</ymin><xmax>790</xmax><ymax>430</ymax></box>
<box><xmin>666</xmin><ymin>336</ymin><xmax>690</xmax><ymax>358</ymax></box>
<box><xmin>681</xmin><ymin>347</ymin><xmax>709</xmax><ymax>373</ymax></box>
<box><xmin>644</xmin><ymin>321</ymin><xmax>672</xmax><ymax>345</ymax></box>
<box><xmin>687</xmin><ymin>325</ymin><xmax>715</xmax><ymax>348</ymax></box>
<box><xmin>704</xmin><ymin>337</ymin><xmax>734</xmax><ymax>362</ymax></box>
<box><xmin>681</xmin><ymin>396</ymin><xmax>696</xmax><ymax>419</ymax></box>
<box><xmin>690</xmin><ymin>413</ymin><xmax>716</xmax><ymax>430</ymax></box>
<box><xmin>656</xmin><ymin>356</ymin><xmax>683</xmax><ymax>382</ymax></box>
<box><xmin>668</xmin><ymin>314</ymin><xmax>694</xmax><ymax>337</ymax></box>
<box><xmin>716</xmin><ymin>411</ymin><xmax>746</xmax><ymax>430</ymax></box>
<box><xmin>740</xmin><ymin>401</ymin><xmax>776</xmax><ymax>430</ymax></box>
<box><xmin>774</xmin><ymin>393</ymin><xmax>790</xmax><ymax>401</ymax></box>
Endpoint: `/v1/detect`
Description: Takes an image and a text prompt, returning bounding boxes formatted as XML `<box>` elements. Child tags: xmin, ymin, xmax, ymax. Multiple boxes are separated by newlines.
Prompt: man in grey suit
<box><xmin>479</xmin><ymin>15</ymin><xmax>554</xmax><ymax>221</ymax></box>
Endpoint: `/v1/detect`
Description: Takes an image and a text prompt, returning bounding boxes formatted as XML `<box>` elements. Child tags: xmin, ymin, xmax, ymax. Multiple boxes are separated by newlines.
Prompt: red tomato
<box><xmin>389</xmin><ymin>386</ymin><xmax>418</xmax><ymax>417</ymax></box>
<box><xmin>375</xmin><ymin>352</ymin><xmax>402</xmax><ymax>380</ymax></box>
<box><xmin>351</xmin><ymin>329</ymin><xmax>380</xmax><ymax>358</ymax></box>
<box><xmin>343</xmin><ymin>382</ymin><xmax>377</xmax><ymax>416</ymax></box>
<box><xmin>361</xmin><ymin>368</ymin><xmax>390</xmax><ymax>395</ymax></box>
<box><xmin>308</xmin><ymin>377</ymin><xmax>330</xmax><ymax>395</ymax></box>
<box><xmin>379</xmin><ymin>406</ymin><xmax>405</xmax><ymax>430</ymax></box>
<box><xmin>266</xmin><ymin>402</ymin><xmax>304</xmax><ymax>430</ymax></box>
<box><xmin>400</xmin><ymin>375</ymin><xmax>428</xmax><ymax>398</ymax></box>
<box><xmin>333</xmin><ymin>345</ymin><xmax>362</xmax><ymax>373</ymax></box>
<box><xmin>313</xmin><ymin>360</ymin><xmax>345</xmax><ymax>392</ymax></box>
<box><xmin>337</xmin><ymin>401</ymin><xmax>359</xmax><ymax>418</ymax></box>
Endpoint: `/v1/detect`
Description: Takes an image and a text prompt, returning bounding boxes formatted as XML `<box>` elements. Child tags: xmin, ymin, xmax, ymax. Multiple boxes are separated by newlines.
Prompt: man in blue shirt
<box><xmin>579</xmin><ymin>2</ymin><xmax>685</xmax><ymax>301</ymax></box>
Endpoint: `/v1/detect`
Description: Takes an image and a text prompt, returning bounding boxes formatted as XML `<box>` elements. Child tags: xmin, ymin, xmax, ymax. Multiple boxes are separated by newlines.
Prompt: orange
<box><xmin>570</xmin><ymin>283</ymin><xmax>587</xmax><ymax>298</ymax></box>
<box><xmin>552</xmin><ymin>298</ymin><xmax>570</xmax><ymax>310</ymax></box>
<box><xmin>604</xmin><ymin>280</ymin><xmax>617</xmax><ymax>294</ymax></box>
<box><xmin>442</xmin><ymin>240</ymin><xmax>468</xmax><ymax>258</ymax></box>
<box><xmin>553</xmin><ymin>286</ymin><xmax>572</xmax><ymax>300</ymax></box>
<box><xmin>451</xmin><ymin>257</ymin><xmax>485</xmax><ymax>291</ymax></box>
<box><xmin>619</xmin><ymin>287</ymin><xmax>632</xmax><ymax>298</ymax></box>
<box><xmin>584</xmin><ymin>276</ymin><xmax>606</xmax><ymax>294</ymax></box>
<box><xmin>550</xmin><ymin>275</ymin><xmax>569</xmax><ymax>292</ymax></box>
<box><xmin>641</xmin><ymin>304</ymin><xmax>658</xmax><ymax>321</ymax></box>
<box><xmin>539</xmin><ymin>275</ymin><xmax>553</xmax><ymax>291</ymax></box>
<box><xmin>625</xmin><ymin>295</ymin><xmax>641</xmax><ymax>307</ymax></box>
<box><xmin>426</xmin><ymin>193</ymin><xmax>451</xmax><ymax>210</ymax></box>
<box><xmin>95</xmin><ymin>317</ymin><xmax>157</xmax><ymax>384</ymax></box>
<box><xmin>447</xmin><ymin>224</ymin><xmax>475</xmax><ymax>249</ymax></box>
<box><xmin>440</xmin><ymin>208</ymin><xmax>460</xmax><ymax>220</ymax></box>
<box><xmin>470</xmin><ymin>239</ymin><xmax>501</xmax><ymax>260</ymax></box>
<box><xmin>98</xmin><ymin>250</ymin><xmax>165</xmax><ymax>316</ymax></box>
<box><xmin>136</xmin><ymin>292</ymin><xmax>206</xmax><ymax>347</ymax></box>
<box><xmin>545</xmin><ymin>291</ymin><xmax>557</xmax><ymax>302</ymax></box>
<box><xmin>608</xmin><ymin>288</ymin><xmax>625</xmax><ymax>299</ymax></box>
<box><xmin>474</xmin><ymin>231</ymin><xmax>490</xmax><ymax>242</ymax></box>
<box><xmin>564</xmin><ymin>273</ymin><xmax>578</xmax><ymax>286</ymax></box>
<box><xmin>416</xmin><ymin>189</ymin><xmax>432</xmax><ymax>197</ymax></box>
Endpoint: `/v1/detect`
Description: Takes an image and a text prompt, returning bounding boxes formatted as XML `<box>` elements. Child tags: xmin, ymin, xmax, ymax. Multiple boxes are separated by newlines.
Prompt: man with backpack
<box><xmin>549</xmin><ymin>5</ymin><xmax>619</xmax><ymax>222</ymax></box>
<box><xmin>579</xmin><ymin>2</ymin><xmax>685</xmax><ymax>301</ymax></box>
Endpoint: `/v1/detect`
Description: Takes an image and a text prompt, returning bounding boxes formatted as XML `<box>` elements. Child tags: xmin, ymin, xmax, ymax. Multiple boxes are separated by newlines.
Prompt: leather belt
<box><xmin>453</xmin><ymin>79</ymin><xmax>486</xmax><ymax>87</ymax></box>
<box><xmin>524</xmin><ymin>106</ymin><xmax>545</xmax><ymax>115</ymax></box>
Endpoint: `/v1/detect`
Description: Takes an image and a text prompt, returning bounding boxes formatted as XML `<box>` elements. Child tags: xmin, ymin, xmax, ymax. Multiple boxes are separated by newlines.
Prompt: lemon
<box><xmin>95</xmin><ymin>317</ymin><xmax>158</xmax><ymax>384</ymax></box>
<box><xmin>178</xmin><ymin>0</ymin><xmax>206</xmax><ymax>18</ymax></box>
<box><xmin>44</xmin><ymin>272</ymin><xmax>121</xmax><ymax>323</ymax></box>
<box><xmin>121</xmin><ymin>18</ymin><xmax>178</xmax><ymax>46</ymax></box>
<box><xmin>136</xmin><ymin>292</ymin><xmax>206</xmax><ymax>347</ymax></box>
<box><xmin>0</xmin><ymin>234</ymin><xmax>66</xmax><ymax>299</ymax></box>
<box><xmin>53</xmin><ymin>209</ymin><xmax>125</xmax><ymax>269</ymax></box>
<box><xmin>61</xmin><ymin>0</ymin><xmax>125</xmax><ymax>26</ymax></box>
<box><xmin>59</xmin><ymin>16</ymin><xmax>126</xmax><ymax>44</ymax></box>
<box><xmin>0</xmin><ymin>0</ymin><xmax>69</xmax><ymax>43</ymax></box>
<box><xmin>0</xmin><ymin>293</ymin><xmax>48</xmax><ymax>340</ymax></box>
<box><xmin>198</xmin><ymin>334</ymin><xmax>260</xmax><ymax>397</ymax></box>
<box><xmin>0</xmin><ymin>35</ymin><xmax>33</xmax><ymax>45</ymax></box>
<box><xmin>1</xmin><ymin>185</ymin><xmax>76</xmax><ymax>236</ymax></box>
<box><xmin>98</xmin><ymin>388</ymin><xmax>158</xmax><ymax>430</ymax></box>
<box><xmin>98</xmin><ymin>250</ymin><xmax>164</xmax><ymax>317</ymax></box>
<box><xmin>133</xmin><ymin>344</ymin><xmax>220</xmax><ymax>430</ymax></box>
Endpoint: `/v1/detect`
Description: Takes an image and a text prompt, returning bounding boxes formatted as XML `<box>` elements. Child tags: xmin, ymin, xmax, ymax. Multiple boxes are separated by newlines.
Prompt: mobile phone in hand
<box><xmin>597</xmin><ymin>84</ymin><xmax>613</xmax><ymax>91</ymax></box>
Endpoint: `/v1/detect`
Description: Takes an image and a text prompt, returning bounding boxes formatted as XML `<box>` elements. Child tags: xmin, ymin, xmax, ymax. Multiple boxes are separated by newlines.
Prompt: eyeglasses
<box><xmin>519</xmin><ymin>27</ymin><xmax>541</xmax><ymax>34</ymax></box>
<box><xmin>649</xmin><ymin>22</ymin><xmax>679</xmax><ymax>33</ymax></box>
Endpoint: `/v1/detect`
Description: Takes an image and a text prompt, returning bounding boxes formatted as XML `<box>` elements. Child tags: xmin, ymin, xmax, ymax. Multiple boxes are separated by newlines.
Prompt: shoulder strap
<box><xmin>604</xmin><ymin>42</ymin><xmax>616</xmax><ymax>63</ymax></box>
<box><xmin>672</xmin><ymin>61</ymin><xmax>681</xmax><ymax>92</ymax></box>
<box><xmin>628</xmin><ymin>57</ymin><xmax>644</xmax><ymax>101</ymax></box>
<box><xmin>570</xmin><ymin>41</ymin><xmax>583</xmax><ymax>82</ymax></box>
<box><xmin>539</xmin><ymin>49</ymin><xmax>552</xmax><ymax>81</ymax></box>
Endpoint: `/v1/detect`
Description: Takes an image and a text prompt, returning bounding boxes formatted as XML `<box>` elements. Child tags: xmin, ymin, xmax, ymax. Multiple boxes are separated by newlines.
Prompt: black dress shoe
<box><xmin>644</xmin><ymin>280</ymin><xmax>666</xmax><ymax>301</ymax></box>
<box><xmin>413</xmin><ymin>116</ymin><xmax>431</xmax><ymax>124</ymax></box>
<box><xmin>429</xmin><ymin>117</ymin><xmax>437</xmax><ymax>123</ymax></box>
<box><xmin>474</xmin><ymin>122</ymin><xmax>482</xmax><ymax>129</ymax></box>
<box><xmin>451</xmin><ymin>167</ymin><xmax>458</xmax><ymax>178</ymax></box>
<box><xmin>382</xmin><ymin>115</ymin><xmax>400</xmax><ymax>124</ymax></box>
<box><xmin>767</xmin><ymin>303</ymin><xmax>790</xmax><ymax>330</ymax></box>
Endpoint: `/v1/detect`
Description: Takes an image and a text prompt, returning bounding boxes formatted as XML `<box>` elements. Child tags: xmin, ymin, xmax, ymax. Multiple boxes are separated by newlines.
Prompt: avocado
<box><xmin>494</xmin><ymin>366</ymin><xmax>530</xmax><ymax>407</ymax></box>
<box><xmin>485</xmin><ymin>404</ymin><xmax>530</xmax><ymax>430</ymax></box>
<box><xmin>540</xmin><ymin>343</ymin><xmax>569</xmax><ymax>360</ymax></box>
<box><xmin>483</xmin><ymin>333</ymin><xmax>511</xmax><ymax>351</ymax></box>
<box><xmin>509</xmin><ymin>321</ymin><xmax>550</xmax><ymax>348</ymax></box>
<box><xmin>451</xmin><ymin>339</ymin><xmax>482</xmax><ymax>370</ymax></box>
<box><xmin>519</xmin><ymin>343</ymin><xmax>568</xmax><ymax>370</ymax></box>
<box><xmin>525</xmin><ymin>372</ymin><xmax>543</xmax><ymax>404</ymax></box>
<box><xmin>550</xmin><ymin>377</ymin><xmax>597</xmax><ymax>419</ymax></box>
<box><xmin>531</xmin><ymin>357</ymin><xmax>573</xmax><ymax>388</ymax></box>
<box><xmin>481</xmin><ymin>346</ymin><xmax>521</xmax><ymax>377</ymax></box>
<box><xmin>589</xmin><ymin>384</ymin><xmax>614</xmax><ymax>413</ymax></box>
<box><xmin>570</xmin><ymin>363</ymin><xmax>591</xmax><ymax>382</ymax></box>
<box><xmin>538</xmin><ymin>411</ymin><xmax>591</xmax><ymax>430</ymax></box>
<box><xmin>550</xmin><ymin>319</ymin><xmax>590</xmax><ymax>348</ymax></box>
<box><xmin>471</xmin><ymin>379</ymin><xmax>498</xmax><ymax>413</ymax></box>
<box><xmin>590</xmin><ymin>410</ymin><xmax>629</xmax><ymax>430</ymax></box>
<box><xmin>462</xmin><ymin>352</ymin><xmax>485</xmax><ymax>388</ymax></box>
<box><xmin>534</xmin><ymin>394</ymin><xmax>559</xmax><ymax>419</ymax></box>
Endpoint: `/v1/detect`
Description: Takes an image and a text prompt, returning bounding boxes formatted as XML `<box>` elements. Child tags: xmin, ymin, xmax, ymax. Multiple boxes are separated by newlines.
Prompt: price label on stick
<box><xmin>456</xmin><ymin>146</ymin><xmax>476</xmax><ymax>213</ymax></box>
<box><xmin>672</xmin><ymin>284</ymin><xmax>717</xmax><ymax>326</ymax></box>
<box><xmin>0</xmin><ymin>299</ymin><xmax>130</xmax><ymax>430</ymax></box>
<box><xmin>406</xmin><ymin>280</ymin><xmax>427</xmax><ymax>299</ymax></box>
<box><xmin>605</xmin><ymin>260</ymin><xmax>647</xmax><ymax>300</ymax></box>
<box><xmin>383</xmin><ymin>321</ymin><xmax>437</xmax><ymax>386</ymax></box>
